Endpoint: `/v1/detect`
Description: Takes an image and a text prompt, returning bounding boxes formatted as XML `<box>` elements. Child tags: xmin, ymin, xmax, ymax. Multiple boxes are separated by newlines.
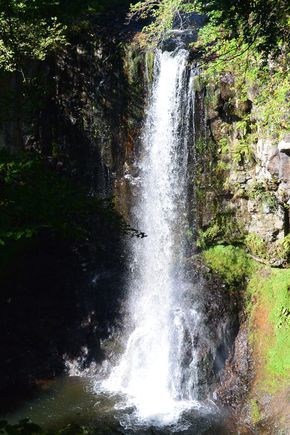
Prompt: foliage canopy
<box><xmin>0</xmin><ymin>0</ymin><xmax>134</xmax><ymax>72</ymax></box>
<box><xmin>129</xmin><ymin>0</ymin><xmax>289</xmax><ymax>58</ymax></box>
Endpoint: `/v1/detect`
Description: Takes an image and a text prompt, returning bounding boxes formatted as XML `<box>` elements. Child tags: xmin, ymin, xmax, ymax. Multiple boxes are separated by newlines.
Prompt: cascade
<box><xmin>100</xmin><ymin>49</ymin><xmax>202</xmax><ymax>426</ymax></box>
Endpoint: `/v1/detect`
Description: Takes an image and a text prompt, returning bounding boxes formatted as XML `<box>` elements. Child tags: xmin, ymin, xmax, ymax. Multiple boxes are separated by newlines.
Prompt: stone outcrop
<box><xmin>194</xmin><ymin>72</ymin><xmax>290</xmax><ymax>256</ymax></box>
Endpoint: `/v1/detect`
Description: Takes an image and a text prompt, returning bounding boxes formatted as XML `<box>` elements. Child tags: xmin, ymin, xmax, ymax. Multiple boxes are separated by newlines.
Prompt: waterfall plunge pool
<box><xmin>1</xmin><ymin>376</ymin><xmax>238</xmax><ymax>434</ymax></box>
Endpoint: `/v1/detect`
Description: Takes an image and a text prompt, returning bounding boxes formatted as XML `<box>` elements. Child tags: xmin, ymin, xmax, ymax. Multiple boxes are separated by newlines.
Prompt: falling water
<box><xmin>101</xmin><ymin>49</ymin><xmax>201</xmax><ymax>426</ymax></box>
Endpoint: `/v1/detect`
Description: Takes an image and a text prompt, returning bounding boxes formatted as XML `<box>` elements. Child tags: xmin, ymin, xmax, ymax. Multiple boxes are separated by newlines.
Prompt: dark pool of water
<box><xmin>0</xmin><ymin>377</ymin><xmax>238</xmax><ymax>434</ymax></box>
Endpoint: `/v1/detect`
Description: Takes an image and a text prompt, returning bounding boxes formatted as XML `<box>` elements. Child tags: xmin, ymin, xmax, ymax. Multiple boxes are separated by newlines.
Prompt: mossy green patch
<box><xmin>250</xmin><ymin>399</ymin><xmax>261</xmax><ymax>424</ymax></box>
<box><xmin>203</xmin><ymin>245</ymin><xmax>255</xmax><ymax>285</ymax></box>
<box><xmin>197</xmin><ymin>211</ymin><xmax>246</xmax><ymax>249</ymax></box>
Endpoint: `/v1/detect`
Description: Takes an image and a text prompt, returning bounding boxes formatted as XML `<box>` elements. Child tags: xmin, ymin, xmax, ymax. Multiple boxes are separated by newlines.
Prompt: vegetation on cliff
<box><xmin>131</xmin><ymin>0</ymin><xmax>289</xmax><ymax>134</ymax></box>
<box><xmin>130</xmin><ymin>0</ymin><xmax>289</xmax><ymax>53</ymax></box>
<box><xmin>203</xmin><ymin>245</ymin><xmax>290</xmax><ymax>426</ymax></box>
<box><xmin>203</xmin><ymin>245</ymin><xmax>255</xmax><ymax>286</ymax></box>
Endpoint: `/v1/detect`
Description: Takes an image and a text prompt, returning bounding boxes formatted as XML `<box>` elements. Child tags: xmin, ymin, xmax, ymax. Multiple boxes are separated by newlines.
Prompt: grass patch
<box><xmin>248</xmin><ymin>268</ymin><xmax>290</xmax><ymax>390</ymax></box>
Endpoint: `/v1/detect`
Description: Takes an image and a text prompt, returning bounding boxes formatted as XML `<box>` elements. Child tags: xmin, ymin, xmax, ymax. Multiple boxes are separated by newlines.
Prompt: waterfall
<box><xmin>100</xmin><ymin>49</ymin><xmax>201</xmax><ymax>426</ymax></box>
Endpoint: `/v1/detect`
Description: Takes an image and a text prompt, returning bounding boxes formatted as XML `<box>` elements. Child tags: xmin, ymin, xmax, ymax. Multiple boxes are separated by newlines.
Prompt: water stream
<box><xmin>98</xmin><ymin>49</ymin><xmax>205</xmax><ymax>427</ymax></box>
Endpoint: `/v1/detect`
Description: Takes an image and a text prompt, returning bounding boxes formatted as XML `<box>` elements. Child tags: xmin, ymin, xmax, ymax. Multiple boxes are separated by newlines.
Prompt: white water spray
<box><xmin>101</xmin><ymin>49</ymin><xmax>200</xmax><ymax>425</ymax></box>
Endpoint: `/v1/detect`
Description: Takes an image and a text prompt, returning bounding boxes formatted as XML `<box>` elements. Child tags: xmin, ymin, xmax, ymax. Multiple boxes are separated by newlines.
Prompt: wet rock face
<box><xmin>160</xmin><ymin>13</ymin><xmax>207</xmax><ymax>52</ymax></box>
<box><xmin>51</xmin><ymin>33</ymin><xmax>147</xmax><ymax>220</ymax></box>
<box><xmin>183</xmin><ymin>261</ymin><xmax>240</xmax><ymax>399</ymax></box>
<box><xmin>0</xmin><ymin>25</ymin><xmax>146</xmax><ymax>195</ymax></box>
<box><xmin>0</xmin><ymin>23</ymin><xmax>147</xmax><ymax>402</ymax></box>
<box><xmin>214</xmin><ymin>323</ymin><xmax>253</xmax><ymax>409</ymax></box>
<box><xmin>0</xmin><ymin>220</ymin><xmax>128</xmax><ymax>410</ymax></box>
<box><xmin>51</xmin><ymin>37</ymin><xmax>145</xmax><ymax>192</ymax></box>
